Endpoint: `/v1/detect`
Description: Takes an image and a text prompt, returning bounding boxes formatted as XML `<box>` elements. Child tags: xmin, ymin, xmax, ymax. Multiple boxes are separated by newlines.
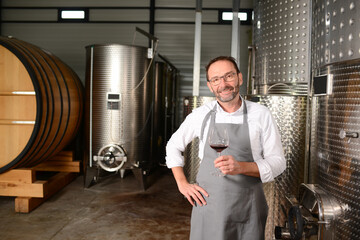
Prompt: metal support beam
<box><xmin>231</xmin><ymin>0</ymin><xmax>241</xmax><ymax>64</ymax></box>
<box><xmin>0</xmin><ymin>0</ymin><xmax>2</xmax><ymax>35</ymax></box>
<box><xmin>149</xmin><ymin>0</ymin><xmax>155</xmax><ymax>48</ymax></box>
<box><xmin>192</xmin><ymin>0</ymin><xmax>202</xmax><ymax>97</ymax></box>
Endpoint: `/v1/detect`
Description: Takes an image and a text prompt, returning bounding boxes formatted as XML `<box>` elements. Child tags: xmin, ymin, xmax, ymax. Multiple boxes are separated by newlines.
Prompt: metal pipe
<box><xmin>304</xmin><ymin>0</ymin><xmax>313</xmax><ymax>184</ymax></box>
<box><xmin>192</xmin><ymin>0</ymin><xmax>202</xmax><ymax>97</ymax></box>
<box><xmin>149</xmin><ymin>0</ymin><xmax>155</xmax><ymax>48</ymax></box>
<box><xmin>0</xmin><ymin>0</ymin><xmax>2</xmax><ymax>35</ymax></box>
<box><xmin>89</xmin><ymin>46</ymin><xmax>94</xmax><ymax>167</ymax></box>
<box><xmin>231</xmin><ymin>0</ymin><xmax>241</xmax><ymax>63</ymax></box>
<box><xmin>247</xmin><ymin>45</ymin><xmax>256</xmax><ymax>95</ymax></box>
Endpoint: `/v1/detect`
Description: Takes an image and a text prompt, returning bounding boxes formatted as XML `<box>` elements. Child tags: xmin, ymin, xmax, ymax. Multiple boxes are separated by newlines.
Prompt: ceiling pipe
<box><xmin>231</xmin><ymin>0</ymin><xmax>241</xmax><ymax>64</ymax></box>
<box><xmin>0</xmin><ymin>0</ymin><xmax>2</xmax><ymax>35</ymax></box>
<box><xmin>149</xmin><ymin>0</ymin><xmax>155</xmax><ymax>47</ymax></box>
<box><xmin>192</xmin><ymin>0</ymin><xmax>202</xmax><ymax>97</ymax></box>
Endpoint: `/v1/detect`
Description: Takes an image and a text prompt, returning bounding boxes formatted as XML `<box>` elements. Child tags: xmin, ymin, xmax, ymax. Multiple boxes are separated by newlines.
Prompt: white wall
<box><xmin>1</xmin><ymin>0</ymin><xmax>253</xmax><ymax>97</ymax></box>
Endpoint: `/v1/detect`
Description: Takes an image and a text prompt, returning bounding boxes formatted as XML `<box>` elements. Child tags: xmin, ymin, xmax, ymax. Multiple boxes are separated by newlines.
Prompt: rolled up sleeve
<box><xmin>255</xmin><ymin>110</ymin><xmax>286</xmax><ymax>183</ymax></box>
<box><xmin>165</xmin><ymin>113</ymin><xmax>199</xmax><ymax>169</ymax></box>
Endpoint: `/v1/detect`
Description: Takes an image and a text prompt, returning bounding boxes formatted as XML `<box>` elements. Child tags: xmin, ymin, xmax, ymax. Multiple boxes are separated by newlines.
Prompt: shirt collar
<box><xmin>215</xmin><ymin>96</ymin><xmax>244</xmax><ymax>115</ymax></box>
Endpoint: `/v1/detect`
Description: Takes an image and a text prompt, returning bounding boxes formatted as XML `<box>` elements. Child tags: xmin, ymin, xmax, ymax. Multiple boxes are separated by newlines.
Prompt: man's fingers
<box><xmin>215</xmin><ymin>160</ymin><xmax>227</xmax><ymax>168</ymax></box>
<box><xmin>185</xmin><ymin>195</ymin><xmax>195</xmax><ymax>206</ymax></box>
<box><xmin>193</xmin><ymin>190</ymin><xmax>206</xmax><ymax>206</ymax></box>
<box><xmin>188</xmin><ymin>186</ymin><xmax>206</xmax><ymax>206</ymax></box>
<box><xmin>183</xmin><ymin>184</ymin><xmax>208</xmax><ymax>206</ymax></box>
<box><xmin>195</xmin><ymin>185</ymin><xmax>209</xmax><ymax>197</ymax></box>
<box><xmin>214</xmin><ymin>155</ymin><xmax>225</xmax><ymax>164</ymax></box>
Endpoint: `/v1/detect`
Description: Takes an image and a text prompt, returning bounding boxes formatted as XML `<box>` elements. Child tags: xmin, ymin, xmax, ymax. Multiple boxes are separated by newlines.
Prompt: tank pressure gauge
<box><xmin>107</xmin><ymin>92</ymin><xmax>121</xmax><ymax>110</ymax></box>
<box><xmin>313</xmin><ymin>74</ymin><xmax>333</xmax><ymax>96</ymax></box>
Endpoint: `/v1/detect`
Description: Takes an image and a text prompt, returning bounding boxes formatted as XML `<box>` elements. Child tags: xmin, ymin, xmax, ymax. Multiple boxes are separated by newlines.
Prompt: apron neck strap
<box><xmin>200</xmin><ymin>98</ymin><xmax>247</xmax><ymax>141</ymax></box>
<box><xmin>200</xmin><ymin>104</ymin><xmax>217</xmax><ymax>141</ymax></box>
<box><xmin>242</xmin><ymin>98</ymin><xmax>248</xmax><ymax>124</ymax></box>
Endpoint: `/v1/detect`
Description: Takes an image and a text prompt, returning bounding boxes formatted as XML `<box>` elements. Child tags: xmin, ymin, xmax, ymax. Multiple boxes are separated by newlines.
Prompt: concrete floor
<box><xmin>0</xmin><ymin>168</ymin><xmax>192</xmax><ymax>240</ymax></box>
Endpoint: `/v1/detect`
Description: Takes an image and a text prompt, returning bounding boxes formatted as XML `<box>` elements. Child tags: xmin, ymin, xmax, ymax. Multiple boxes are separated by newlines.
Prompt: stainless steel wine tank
<box><xmin>84</xmin><ymin>44</ymin><xmax>152</xmax><ymax>178</ymax></box>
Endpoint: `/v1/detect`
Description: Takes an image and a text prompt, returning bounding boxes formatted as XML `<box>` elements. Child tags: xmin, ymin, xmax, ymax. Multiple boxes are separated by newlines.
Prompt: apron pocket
<box><xmin>218</xmin><ymin>188</ymin><xmax>253</xmax><ymax>223</ymax></box>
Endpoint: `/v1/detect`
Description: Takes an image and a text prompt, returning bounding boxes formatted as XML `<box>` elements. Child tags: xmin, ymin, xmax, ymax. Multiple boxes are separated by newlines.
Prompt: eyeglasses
<box><xmin>208</xmin><ymin>72</ymin><xmax>237</xmax><ymax>86</ymax></box>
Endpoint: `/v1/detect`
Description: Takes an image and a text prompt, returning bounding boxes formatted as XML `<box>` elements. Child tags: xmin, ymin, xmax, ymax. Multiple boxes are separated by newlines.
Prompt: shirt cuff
<box><xmin>254</xmin><ymin>159</ymin><xmax>274</xmax><ymax>183</ymax></box>
<box><xmin>165</xmin><ymin>156</ymin><xmax>185</xmax><ymax>169</ymax></box>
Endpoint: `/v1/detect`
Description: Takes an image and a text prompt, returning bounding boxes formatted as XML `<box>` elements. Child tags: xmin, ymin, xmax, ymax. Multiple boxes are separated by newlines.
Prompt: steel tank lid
<box><xmin>85</xmin><ymin>43</ymin><xmax>147</xmax><ymax>49</ymax></box>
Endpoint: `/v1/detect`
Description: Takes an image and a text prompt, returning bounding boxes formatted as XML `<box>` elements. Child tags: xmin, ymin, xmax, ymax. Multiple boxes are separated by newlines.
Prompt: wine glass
<box><xmin>208</xmin><ymin>127</ymin><xmax>229</xmax><ymax>177</ymax></box>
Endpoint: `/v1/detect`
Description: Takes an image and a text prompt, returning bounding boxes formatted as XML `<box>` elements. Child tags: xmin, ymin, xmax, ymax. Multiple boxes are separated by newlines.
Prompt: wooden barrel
<box><xmin>0</xmin><ymin>36</ymin><xmax>83</xmax><ymax>173</ymax></box>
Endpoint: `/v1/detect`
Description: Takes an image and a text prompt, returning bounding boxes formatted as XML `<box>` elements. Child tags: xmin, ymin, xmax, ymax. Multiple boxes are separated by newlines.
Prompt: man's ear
<box><xmin>238</xmin><ymin>72</ymin><xmax>243</xmax><ymax>86</ymax></box>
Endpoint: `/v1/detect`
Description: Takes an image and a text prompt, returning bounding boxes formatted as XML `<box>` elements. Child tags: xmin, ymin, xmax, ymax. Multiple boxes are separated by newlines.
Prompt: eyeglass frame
<box><xmin>207</xmin><ymin>71</ymin><xmax>237</xmax><ymax>86</ymax></box>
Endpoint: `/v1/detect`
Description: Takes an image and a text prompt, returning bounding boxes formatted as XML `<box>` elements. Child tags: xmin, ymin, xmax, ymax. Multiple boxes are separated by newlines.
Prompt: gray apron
<box><xmin>190</xmin><ymin>101</ymin><xmax>268</xmax><ymax>240</ymax></box>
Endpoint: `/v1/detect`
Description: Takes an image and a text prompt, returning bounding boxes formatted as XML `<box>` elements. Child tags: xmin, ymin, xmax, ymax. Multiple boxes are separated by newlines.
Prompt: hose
<box><xmin>288</xmin><ymin>205</ymin><xmax>304</xmax><ymax>240</ymax></box>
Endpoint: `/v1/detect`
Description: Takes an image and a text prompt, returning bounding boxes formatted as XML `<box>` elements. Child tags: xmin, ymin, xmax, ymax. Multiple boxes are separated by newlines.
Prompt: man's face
<box><xmin>207</xmin><ymin>60</ymin><xmax>243</xmax><ymax>103</ymax></box>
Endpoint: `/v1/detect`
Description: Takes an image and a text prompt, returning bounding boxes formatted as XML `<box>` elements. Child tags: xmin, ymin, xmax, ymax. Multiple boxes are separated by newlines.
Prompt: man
<box><xmin>166</xmin><ymin>56</ymin><xmax>286</xmax><ymax>239</ymax></box>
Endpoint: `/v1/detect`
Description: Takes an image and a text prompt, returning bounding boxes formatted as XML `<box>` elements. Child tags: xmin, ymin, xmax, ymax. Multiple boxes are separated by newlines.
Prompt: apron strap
<box><xmin>200</xmin><ymin>104</ymin><xmax>217</xmax><ymax>141</ymax></box>
<box><xmin>242</xmin><ymin>98</ymin><xmax>248</xmax><ymax>125</ymax></box>
<box><xmin>200</xmin><ymin>98</ymin><xmax>248</xmax><ymax>140</ymax></box>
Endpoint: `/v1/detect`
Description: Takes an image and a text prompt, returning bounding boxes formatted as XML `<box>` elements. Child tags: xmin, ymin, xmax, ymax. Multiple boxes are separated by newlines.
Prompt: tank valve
<box><xmin>93</xmin><ymin>144</ymin><xmax>127</xmax><ymax>172</ymax></box>
<box><xmin>339</xmin><ymin>129</ymin><xmax>359</xmax><ymax>139</ymax></box>
<box><xmin>276</xmin><ymin>184</ymin><xmax>344</xmax><ymax>240</ymax></box>
<box><xmin>274</xmin><ymin>226</ymin><xmax>291</xmax><ymax>239</ymax></box>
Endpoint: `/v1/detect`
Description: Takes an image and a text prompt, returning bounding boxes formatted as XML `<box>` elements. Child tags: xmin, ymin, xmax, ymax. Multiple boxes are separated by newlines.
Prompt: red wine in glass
<box><xmin>210</xmin><ymin>144</ymin><xmax>228</xmax><ymax>153</ymax></box>
<box><xmin>208</xmin><ymin>128</ymin><xmax>229</xmax><ymax>177</ymax></box>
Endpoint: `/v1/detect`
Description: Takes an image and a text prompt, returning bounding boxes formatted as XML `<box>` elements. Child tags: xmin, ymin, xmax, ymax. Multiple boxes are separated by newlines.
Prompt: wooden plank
<box><xmin>32</xmin><ymin>150</ymin><xmax>79</xmax><ymax>172</ymax></box>
<box><xmin>32</xmin><ymin>161</ymin><xmax>80</xmax><ymax>172</ymax></box>
<box><xmin>0</xmin><ymin>119</ymin><xmax>35</xmax><ymax>125</ymax></box>
<box><xmin>0</xmin><ymin>149</ymin><xmax>79</xmax><ymax>212</ymax></box>
<box><xmin>0</xmin><ymin>180</ymin><xmax>44</xmax><ymax>198</ymax></box>
<box><xmin>0</xmin><ymin>169</ymin><xmax>35</xmax><ymax>183</ymax></box>
<box><xmin>0</xmin><ymin>92</ymin><xmax>15</xmax><ymax>96</ymax></box>
<box><xmin>0</xmin><ymin>125</ymin><xmax>34</xmax><ymax>167</ymax></box>
<box><xmin>47</xmin><ymin>151</ymin><xmax>74</xmax><ymax>161</ymax></box>
<box><xmin>14</xmin><ymin>172</ymin><xmax>78</xmax><ymax>213</ymax></box>
<box><xmin>15</xmin><ymin>197</ymin><xmax>41</xmax><ymax>213</ymax></box>
<box><xmin>0</xmin><ymin>93</ymin><xmax>36</xmax><ymax>166</ymax></box>
<box><xmin>0</xmin><ymin>91</ymin><xmax>36</xmax><ymax>96</ymax></box>
<box><xmin>43</xmin><ymin>172</ymin><xmax>78</xmax><ymax>198</ymax></box>
<box><xmin>0</xmin><ymin>45</ymin><xmax>34</xmax><ymax>92</ymax></box>
<box><xmin>0</xmin><ymin>95</ymin><xmax>36</xmax><ymax>120</ymax></box>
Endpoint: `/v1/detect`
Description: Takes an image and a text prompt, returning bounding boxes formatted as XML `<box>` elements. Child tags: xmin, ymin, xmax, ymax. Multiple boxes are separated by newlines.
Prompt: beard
<box><xmin>214</xmin><ymin>83</ymin><xmax>240</xmax><ymax>102</ymax></box>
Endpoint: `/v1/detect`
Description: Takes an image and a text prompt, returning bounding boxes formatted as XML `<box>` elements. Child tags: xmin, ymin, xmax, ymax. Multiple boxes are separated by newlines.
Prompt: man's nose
<box><xmin>218</xmin><ymin>77</ymin><xmax>227</xmax><ymax>86</ymax></box>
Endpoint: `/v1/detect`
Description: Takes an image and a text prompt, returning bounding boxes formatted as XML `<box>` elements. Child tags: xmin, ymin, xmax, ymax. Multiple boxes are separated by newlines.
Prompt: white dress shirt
<box><xmin>165</xmin><ymin>98</ymin><xmax>286</xmax><ymax>183</ymax></box>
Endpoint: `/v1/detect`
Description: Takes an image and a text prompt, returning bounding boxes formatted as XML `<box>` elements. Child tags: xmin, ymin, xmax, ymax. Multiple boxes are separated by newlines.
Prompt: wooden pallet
<box><xmin>0</xmin><ymin>151</ymin><xmax>80</xmax><ymax>213</ymax></box>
